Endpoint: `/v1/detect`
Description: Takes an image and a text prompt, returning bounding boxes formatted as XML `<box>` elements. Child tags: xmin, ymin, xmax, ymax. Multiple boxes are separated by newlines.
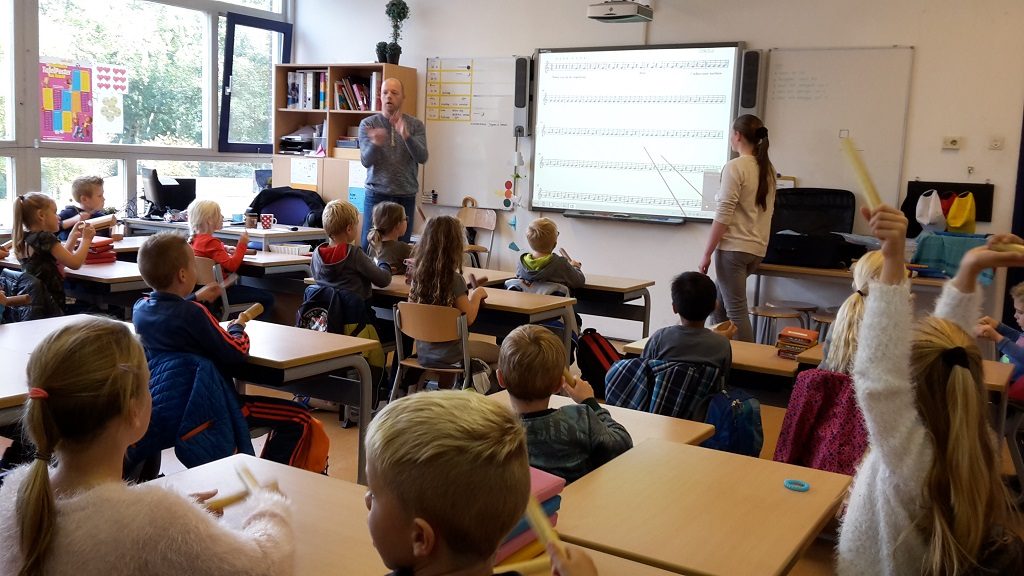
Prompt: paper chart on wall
<box><xmin>40</xmin><ymin>61</ymin><xmax>94</xmax><ymax>142</ymax></box>
<box><xmin>92</xmin><ymin>63</ymin><xmax>130</xmax><ymax>137</ymax></box>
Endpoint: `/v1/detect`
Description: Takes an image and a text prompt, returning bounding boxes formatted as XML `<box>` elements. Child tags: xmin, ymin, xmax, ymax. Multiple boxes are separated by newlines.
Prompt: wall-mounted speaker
<box><xmin>737</xmin><ymin>49</ymin><xmax>765</xmax><ymax>118</ymax></box>
<box><xmin>513</xmin><ymin>56</ymin><xmax>531</xmax><ymax>137</ymax></box>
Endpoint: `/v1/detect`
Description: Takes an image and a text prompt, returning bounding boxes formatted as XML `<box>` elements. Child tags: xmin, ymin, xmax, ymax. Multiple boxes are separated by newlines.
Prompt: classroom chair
<box><xmin>766</xmin><ymin>300</ymin><xmax>818</xmax><ymax>329</ymax></box>
<box><xmin>389</xmin><ymin>302</ymin><xmax>472</xmax><ymax>401</ymax></box>
<box><xmin>194</xmin><ymin>256</ymin><xmax>256</xmax><ymax>321</ymax></box>
<box><xmin>456</xmin><ymin>197</ymin><xmax>497</xmax><ymax>268</ymax></box>
<box><xmin>749</xmin><ymin>305</ymin><xmax>802</xmax><ymax>345</ymax></box>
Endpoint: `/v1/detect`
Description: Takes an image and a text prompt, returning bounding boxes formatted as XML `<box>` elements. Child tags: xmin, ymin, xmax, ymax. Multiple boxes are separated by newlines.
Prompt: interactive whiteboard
<box><xmin>530</xmin><ymin>43</ymin><xmax>743</xmax><ymax>221</ymax></box>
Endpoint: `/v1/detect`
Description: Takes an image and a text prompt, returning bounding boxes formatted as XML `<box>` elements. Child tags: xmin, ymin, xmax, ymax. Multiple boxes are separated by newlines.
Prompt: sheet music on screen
<box><xmin>531</xmin><ymin>44</ymin><xmax>742</xmax><ymax>220</ymax></box>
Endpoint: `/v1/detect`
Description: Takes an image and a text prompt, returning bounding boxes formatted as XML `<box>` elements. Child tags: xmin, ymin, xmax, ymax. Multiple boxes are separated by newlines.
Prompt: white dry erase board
<box><xmin>422</xmin><ymin>56</ymin><xmax>520</xmax><ymax>211</ymax></box>
<box><xmin>765</xmin><ymin>47</ymin><xmax>913</xmax><ymax>232</ymax></box>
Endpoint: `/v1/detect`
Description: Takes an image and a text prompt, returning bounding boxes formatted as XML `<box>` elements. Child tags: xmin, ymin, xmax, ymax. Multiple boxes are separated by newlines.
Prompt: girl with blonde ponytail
<box><xmin>820</xmin><ymin>250</ymin><xmax>885</xmax><ymax>373</ymax></box>
<box><xmin>837</xmin><ymin>206</ymin><xmax>1024</xmax><ymax>575</ymax></box>
<box><xmin>0</xmin><ymin>318</ymin><xmax>295</xmax><ymax>576</ymax></box>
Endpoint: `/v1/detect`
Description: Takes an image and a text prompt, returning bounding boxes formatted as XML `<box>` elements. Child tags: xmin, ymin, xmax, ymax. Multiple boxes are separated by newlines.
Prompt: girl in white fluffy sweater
<box><xmin>0</xmin><ymin>317</ymin><xmax>294</xmax><ymax>576</ymax></box>
<box><xmin>838</xmin><ymin>205</ymin><xmax>1023</xmax><ymax>576</ymax></box>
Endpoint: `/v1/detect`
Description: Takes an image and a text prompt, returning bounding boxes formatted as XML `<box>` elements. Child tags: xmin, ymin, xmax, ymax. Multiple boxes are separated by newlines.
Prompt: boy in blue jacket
<box><xmin>133</xmin><ymin>232</ymin><xmax>326</xmax><ymax>470</ymax></box>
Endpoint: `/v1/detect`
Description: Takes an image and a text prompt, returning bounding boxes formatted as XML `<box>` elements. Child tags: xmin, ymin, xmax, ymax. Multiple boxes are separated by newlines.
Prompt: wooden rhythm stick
<box><xmin>83</xmin><ymin>213</ymin><xmax>117</xmax><ymax>230</ymax></box>
<box><xmin>493</xmin><ymin>556</ymin><xmax>550</xmax><ymax>575</ymax></box>
<box><xmin>236</xmin><ymin>303</ymin><xmax>263</xmax><ymax>324</ymax></box>
<box><xmin>559</xmin><ymin>248</ymin><xmax>571</xmax><ymax>260</ymax></box>
<box><xmin>840</xmin><ymin>138</ymin><xmax>882</xmax><ymax>210</ymax></box>
<box><xmin>991</xmin><ymin>243</ymin><xmax>1024</xmax><ymax>254</ymax></box>
<box><xmin>524</xmin><ymin>494</ymin><xmax>565</xmax><ymax>556</ymax></box>
<box><xmin>203</xmin><ymin>489</ymin><xmax>250</xmax><ymax>512</ymax></box>
<box><xmin>237</xmin><ymin>464</ymin><xmax>261</xmax><ymax>493</ymax></box>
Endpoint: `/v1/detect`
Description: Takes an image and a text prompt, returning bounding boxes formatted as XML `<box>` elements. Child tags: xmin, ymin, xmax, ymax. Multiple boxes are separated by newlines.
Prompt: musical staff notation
<box><xmin>543</xmin><ymin>60</ymin><xmax>730</xmax><ymax>72</ymax></box>
<box><xmin>538</xmin><ymin>157</ymin><xmax>719</xmax><ymax>173</ymax></box>
<box><xmin>540</xmin><ymin>126</ymin><xmax>724</xmax><ymax>139</ymax></box>
<box><xmin>537</xmin><ymin>187</ymin><xmax>702</xmax><ymax>208</ymax></box>
<box><xmin>542</xmin><ymin>94</ymin><xmax>726</xmax><ymax>105</ymax></box>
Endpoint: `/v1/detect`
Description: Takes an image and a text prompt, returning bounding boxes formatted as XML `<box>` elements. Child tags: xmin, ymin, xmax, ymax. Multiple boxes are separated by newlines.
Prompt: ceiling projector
<box><xmin>587</xmin><ymin>1</ymin><xmax>653</xmax><ymax>23</ymax></box>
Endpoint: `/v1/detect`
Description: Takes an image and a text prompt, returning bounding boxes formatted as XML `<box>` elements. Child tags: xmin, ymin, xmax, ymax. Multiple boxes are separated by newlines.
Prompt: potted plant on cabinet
<box><xmin>376</xmin><ymin>41</ymin><xmax>388</xmax><ymax>63</ymax></box>
<box><xmin>384</xmin><ymin>0</ymin><xmax>409</xmax><ymax>64</ymax></box>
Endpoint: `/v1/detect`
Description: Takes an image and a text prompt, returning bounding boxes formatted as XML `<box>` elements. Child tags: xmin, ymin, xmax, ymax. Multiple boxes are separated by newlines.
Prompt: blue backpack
<box><xmin>701</xmin><ymin>388</ymin><xmax>764</xmax><ymax>457</ymax></box>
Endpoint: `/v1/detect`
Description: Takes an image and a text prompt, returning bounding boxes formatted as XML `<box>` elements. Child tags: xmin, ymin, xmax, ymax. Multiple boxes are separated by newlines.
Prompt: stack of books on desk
<box><xmin>494</xmin><ymin>467</ymin><xmax>565</xmax><ymax>565</ymax></box>
<box><xmin>84</xmin><ymin>236</ymin><xmax>116</xmax><ymax>265</ymax></box>
<box><xmin>335</xmin><ymin>136</ymin><xmax>359</xmax><ymax>149</ymax></box>
<box><xmin>776</xmin><ymin>326</ymin><xmax>819</xmax><ymax>360</ymax></box>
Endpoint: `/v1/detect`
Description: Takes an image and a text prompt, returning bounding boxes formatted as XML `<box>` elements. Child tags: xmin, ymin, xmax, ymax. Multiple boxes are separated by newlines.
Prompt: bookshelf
<box><xmin>273</xmin><ymin>63</ymin><xmax>417</xmax><ymax>160</ymax></box>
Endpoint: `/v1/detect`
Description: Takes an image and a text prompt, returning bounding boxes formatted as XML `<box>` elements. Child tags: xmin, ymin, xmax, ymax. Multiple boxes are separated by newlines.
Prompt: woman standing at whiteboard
<box><xmin>699</xmin><ymin>114</ymin><xmax>776</xmax><ymax>342</ymax></box>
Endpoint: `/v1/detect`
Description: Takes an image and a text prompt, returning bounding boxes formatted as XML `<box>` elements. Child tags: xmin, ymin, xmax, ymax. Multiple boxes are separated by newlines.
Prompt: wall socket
<box><xmin>989</xmin><ymin>136</ymin><xmax>1005</xmax><ymax>150</ymax></box>
<box><xmin>942</xmin><ymin>136</ymin><xmax>962</xmax><ymax>150</ymax></box>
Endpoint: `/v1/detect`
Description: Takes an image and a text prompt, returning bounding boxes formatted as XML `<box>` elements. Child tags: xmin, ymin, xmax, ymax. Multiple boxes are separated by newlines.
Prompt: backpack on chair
<box><xmin>576</xmin><ymin>328</ymin><xmax>622</xmax><ymax>400</ymax></box>
<box><xmin>701</xmin><ymin>386</ymin><xmax>764</xmax><ymax>457</ymax></box>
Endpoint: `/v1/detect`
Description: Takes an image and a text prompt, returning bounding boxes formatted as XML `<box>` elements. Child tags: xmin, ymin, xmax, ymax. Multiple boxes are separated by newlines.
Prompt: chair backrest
<box><xmin>194</xmin><ymin>256</ymin><xmax>220</xmax><ymax>285</ymax></box>
<box><xmin>504</xmin><ymin>278</ymin><xmax>569</xmax><ymax>297</ymax></box>
<box><xmin>456</xmin><ymin>205</ymin><xmax>497</xmax><ymax>232</ymax></box>
<box><xmin>772</xmin><ymin>368</ymin><xmax>867</xmax><ymax>475</ymax></box>
<box><xmin>394</xmin><ymin>301</ymin><xmax>465</xmax><ymax>343</ymax></box>
<box><xmin>605</xmin><ymin>357</ymin><xmax>721</xmax><ymax>420</ymax></box>
<box><xmin>1</xmin><ymin>268</ymin><xmax>61</xmax><ymax>321</ymax></box>
<box><xmin>261</xmin><ymin>196</ymin><xmax>313</xmax><ymax>227</ymax></box>
<box><xmin>193</xmin><ymin>256</ymin><xmax>230</xmax><ymax>320</ymax></box>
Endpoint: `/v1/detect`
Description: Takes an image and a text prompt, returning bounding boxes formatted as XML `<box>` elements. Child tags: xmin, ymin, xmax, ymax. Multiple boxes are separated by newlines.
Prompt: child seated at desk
<box><xmin>56</xmin><ymin>175</ymin><xmax>107</xmax><ymax>242</ymax></box>
<box><xmin>515</xmin><ymin>217</ymin><xmax>585</xmax><ymax>293</ymax></box>
<box><xmin>365</xmin><ymin>389</ymin><xmax>598</xmax><ymax>576</ymax></box>
<box><xmin>975</xmin><ymin>281</ymin><xmax>1024</xmax><ymax>403</ymax></box>
<box><xmin>132</xmin><ymin>233</ymin><xmax>325</xmax><ymax>470</ymax></box>
<box><xmin>642</xmin><ymin>271</ymin><xmax>732</xmax><ymax>384</ymax></box>
<box><xmin>366</xmin><ymin>201</ymin><xmax>412</xmax><ymax>275</ymax></box>
<box><xmin>408</xmin><ymin>216</ymin><xmax>496</xmax><ymax>369</ymax></box>
<box><xmin>186</xmin><ymin>199</ymin><xmax>274</xmax><ymax>319</ymax></box>
<box><xmin>498</xmin><ymin>324</ymin><xmax>632</xmax><ymax>483</ymax></box>
<box><xmin>311</xmin><ymin>199</ymin><xmax>393</xmax><ymax>300</ymax></box>
<box><xmin>13</xmin><ymin>192</ymin><xmax>96</xmax><ymax>316</ymax></box>
<box><xmin>0</xmin><ymin>317</ymin><xmax>295</xmax><ymax>576</ymax></box>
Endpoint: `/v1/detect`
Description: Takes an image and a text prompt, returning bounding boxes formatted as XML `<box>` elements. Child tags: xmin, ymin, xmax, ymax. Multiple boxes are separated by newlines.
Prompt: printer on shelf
<box><xmin>279</xmin><ymin>125</ymin><xmax>316</xmax><ymax>155</ymax></box>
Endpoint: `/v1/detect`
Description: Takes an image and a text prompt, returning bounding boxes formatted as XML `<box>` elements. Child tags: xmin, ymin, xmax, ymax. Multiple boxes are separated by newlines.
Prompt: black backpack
<box><xmin>576</xmin><ymin>328</ymin><xmax>622</xmax><ymax>400</ymax></box>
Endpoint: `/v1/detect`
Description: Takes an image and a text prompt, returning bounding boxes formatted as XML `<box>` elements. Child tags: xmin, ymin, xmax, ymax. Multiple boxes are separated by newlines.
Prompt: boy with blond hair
<box><xmin>365</xmin><ymin>390</ymin><xmax>598</xmax><ymax>576</ymax></box>
<box><xmin>498</xmin><ymin>325</ymin><xmax>632</xmax><ymax>483</ymax></box>
<box><xmin>186</xmin><ymin>198</ymin><xmax>274</xmax><ymax>318</ymax></box>
<box><xmin>515</xmin><ymin>217</ymin><xmax>585</xmax><ymax>291</ymax></box>
<box><xmin>133</xmin><ymin>232</ymin><xmax>324</xmax><ymax>470</ymax></box>
<box><xmin>57</xmin><ymin>175</ymin><xmax>106</xmax><ymax>241</ymax></box>
<box><xmin>311</xmin><ymin>199</ymin><xmax>392</xmax><ymax>298</ymax></box>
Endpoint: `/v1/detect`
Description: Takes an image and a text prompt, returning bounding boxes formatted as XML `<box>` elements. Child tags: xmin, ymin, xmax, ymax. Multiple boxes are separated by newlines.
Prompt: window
<box><xmin>218</xmin><ymin>13</ymin><xmax>292</xmax><ymax>153</ymax></box>
<box><xmin>38</xmin><ymin>1</ymin><xmax>206</xmax><ymax>147</ymax></box>
<box><xmin>137</xmin><ymin>160</ymin><xmax>271</xmax><ymax>217</ymax></box>
<box><xmin>40</xmin><ymin>157</ymin><xmax>125</xmax><ymax>215</ymax></box>
<box><xmin>0</xmin><ymin>0</ymin><xmax>13</xmax><ymax>141</ymax></box>
<box><xmin>220</xmin><ymin>0</ymin><xmax>283</xmax><ymax>13</ymax></box>
<box><xmin>0</xmin><ymin>157</ymin><xmax>12</xmax><ymax>227</ymax></box>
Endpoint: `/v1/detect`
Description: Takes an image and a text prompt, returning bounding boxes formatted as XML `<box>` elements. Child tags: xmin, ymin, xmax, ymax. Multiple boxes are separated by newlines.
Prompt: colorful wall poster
<box><xmin>40</xmin><ymin>62</ymin><xmax>94</xmax><ymax>142</ymax></box>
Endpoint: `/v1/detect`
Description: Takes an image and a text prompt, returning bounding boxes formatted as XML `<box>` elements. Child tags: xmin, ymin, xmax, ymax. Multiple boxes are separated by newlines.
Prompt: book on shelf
<box><xmin>370</xmin><ymin>71</ymin><xmax>381</xmax><ymax>111</ymax></box>
<box><xmin>286</xmin><ymin>72</ymin><xmax>299</xmax><ymax>108</ymax></box>
<box><xmin>333</xmin><ymin>81</ymin><xmax>349</xmax><ymax>110</ymax></box>
<box><xmin>352</xmin><ymin>83</ymin><xmax>367</xmax><ymax>111</ymax></box>
<box><xmin>319</xmin><ymin>72</ymin><xmax>326</xmax><ymax>109</ymax></box>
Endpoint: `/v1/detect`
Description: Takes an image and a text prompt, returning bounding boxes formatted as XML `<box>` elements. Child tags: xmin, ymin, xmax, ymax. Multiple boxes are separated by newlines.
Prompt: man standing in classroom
<box><xmin>358</xmin><ymin>77</ymin><xmax>427</xmax><ymax>247</ymax></box>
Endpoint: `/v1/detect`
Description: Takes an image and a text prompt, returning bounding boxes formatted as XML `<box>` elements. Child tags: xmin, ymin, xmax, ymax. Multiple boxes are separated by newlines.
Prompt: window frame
<box><xmin>3</xmin><ymin>0</ymin><xmax>293</xmax><ymax>202</ymax></box>
<box><xmin>218</xmin><ymin>11</ymin><xmax>293</xmax><ymax>154</ymax></box>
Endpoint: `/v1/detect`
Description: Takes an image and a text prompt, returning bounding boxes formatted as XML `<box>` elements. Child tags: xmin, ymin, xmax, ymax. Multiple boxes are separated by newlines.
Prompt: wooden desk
<box><xmin>624</xmin><ymin>337</ymin><xmax>799</xmax><ymax>378</ymax></box>
<box><xmin>0</xmin><ymin>315</ymin><xmax>125</xmax><ymax>415</ymax></box>
<box><xmin>797</xmin><ymin>343</ymin><xmax>824</xmax><ymax>365</ymax></box>
<box><xmin>152</xmin><ymin>454</ymin><xmax>387</xmax><ymax>575</ymax></box>
<box><xmin>124</xmin><ymin>218</ymin><xmax>325</xmax><ymax>252</ymax></box>
<box><xmin>1</xmin><ymin>256</ymin><xmax>145</xmax><ymax>290</ymax></box>
<box><xmin>304</xmin><ymin>266</ymin><xmax>515</xmax><ymax>289</ymax></box>
<box><xmin>232</xmin><ymin>321</ymin><xmax>378</xmax><ymax>484</ymax></box>
<box><xmin>575</xmin><ymin>274</ymin><xmax>656</xmax><ymax>338</ymax></box>
<box><xmin>110</xmin><ymin>235</ymin><xmax>149</xmax><ymax>253</ymax></box>
<box><xmin>489</xmin><ymin>390</ymin><xmax>714</xmax><ymax>446</ymax></box>
<box><xmin>557</xmin><ymin>439</ymin><xmax>851</xmax><ymax>576</ymax></box>
<box><xmin>153</xmin><ymin>454</ymin><xmax>680</xmax><ymax>576</ymax></box>
<box><xmin>239</xmin><ymin>251</ymin><xmax>313</xmax><ymax>277</ymax></box>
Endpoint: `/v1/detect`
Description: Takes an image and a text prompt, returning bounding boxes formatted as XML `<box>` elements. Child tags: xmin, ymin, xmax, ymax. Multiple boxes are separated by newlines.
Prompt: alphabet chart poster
<box><xmin>40</xmin><ymin>62</ymin><xmax>94</xmax><ymax>142</ymax></box>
